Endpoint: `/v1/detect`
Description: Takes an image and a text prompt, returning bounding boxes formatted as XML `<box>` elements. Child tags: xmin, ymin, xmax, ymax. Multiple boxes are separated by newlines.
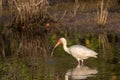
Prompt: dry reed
<box><xmin>72</xmin><ymin>0</ymin><xmax>79</xmax><ymax>17</ymax></box>
<box><xmin>97</xmin><ymin>0</ymin><xmax>118</xmax><ymax>27</ymax></box>
<box><xmin>9</xmin><ymin>0</ymin><xmax>49</xmax><ymax>24</ymax></box>
<box><xmin>97</xmin><ymin>0</ymin><xmax>110</xmax><ymax>27</ymax></box>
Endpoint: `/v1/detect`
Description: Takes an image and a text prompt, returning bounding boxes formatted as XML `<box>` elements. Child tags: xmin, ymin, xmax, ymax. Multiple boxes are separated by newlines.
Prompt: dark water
<box><xmin>0</xmin><ymin>32</ymin><xmax>120</xmax><ymax>80</ymax></box>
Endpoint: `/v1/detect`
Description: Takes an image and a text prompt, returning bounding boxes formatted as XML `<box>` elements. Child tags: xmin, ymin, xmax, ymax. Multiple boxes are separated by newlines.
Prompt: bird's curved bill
<box><xmin>51</xmin><ymin>40</ymin><xmax>61</xmax><ymax>56</ymax></box>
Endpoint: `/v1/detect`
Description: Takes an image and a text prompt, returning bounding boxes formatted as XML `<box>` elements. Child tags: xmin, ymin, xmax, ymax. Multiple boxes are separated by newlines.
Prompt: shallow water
<box><xmin>0</xmin><ymin>32</ymin><xmax>120</xmax><ymax>80</ymax></box>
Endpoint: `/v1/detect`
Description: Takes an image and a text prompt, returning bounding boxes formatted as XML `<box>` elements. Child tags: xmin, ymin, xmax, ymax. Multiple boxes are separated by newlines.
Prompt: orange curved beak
<box><xmin>54</xmin><ymin>40</ymin><xmax>62</xmax><ymax>48</ymax></box>
<box><xmin>51</xmin><ymin>40</ymin><xmax>62</xmax><ymax>56</ymax></box>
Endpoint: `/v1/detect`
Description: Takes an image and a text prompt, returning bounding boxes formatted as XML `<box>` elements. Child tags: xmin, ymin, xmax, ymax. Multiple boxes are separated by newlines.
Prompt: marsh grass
<box><xmin>0</xmin><ymin>0</ymin><xmax>52</xmax><ymax>58</ymax></box>
<box><xmin>97</xmin><ymin>0</ymin><xmax>108</xmax><ymax>27</ymax></box>
<box><xmin>9</xmin><ymin>0</ymin><xmax>49</xmax><ymax>25</ymax></box>
<box><xmin>96</xmin><ymin>0</ymin><xmax>117</xmax><ymax>27</ymax></box>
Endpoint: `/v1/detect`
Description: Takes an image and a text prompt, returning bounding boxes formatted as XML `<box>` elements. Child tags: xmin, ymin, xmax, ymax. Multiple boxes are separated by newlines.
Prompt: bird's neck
<box><xmin>62</xmin><ymin>42</ymin><xmax>70</xmax><ymax>54</ymax></box>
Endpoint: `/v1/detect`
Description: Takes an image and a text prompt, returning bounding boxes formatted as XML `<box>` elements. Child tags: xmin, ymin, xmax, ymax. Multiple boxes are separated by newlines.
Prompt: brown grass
<box><xmin>9</xmin><ymin>0</ymin><xmax>49</xmax><ymax>24</ymax></box>
<box><xmin>97</xmin><ymin>0</ymin><xmax>117</xmax><ymax>27</ymax></box>
<box><xmin>97</xmin><ymin>0</ymin><xmax>109</xmax><ymax>27</ymax></box>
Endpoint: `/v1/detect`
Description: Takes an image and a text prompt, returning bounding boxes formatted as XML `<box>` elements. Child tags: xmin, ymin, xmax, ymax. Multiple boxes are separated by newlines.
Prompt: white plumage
<box><xmin>51</xmin><ymin>37</ymin><xmax>98</xmax><ymax>65</ymax></box>
<box><xmin>69</xmin><ymin>45</ymin><xmax>97</xmax><ymax>63</ymax></box>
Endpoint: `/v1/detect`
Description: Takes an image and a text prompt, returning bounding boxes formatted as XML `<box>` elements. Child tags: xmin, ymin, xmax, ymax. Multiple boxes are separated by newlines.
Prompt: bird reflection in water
<box><xmin>65</xmin><ymin>64</ymin><xmax>98</xmax><ymax>80</ymax></box>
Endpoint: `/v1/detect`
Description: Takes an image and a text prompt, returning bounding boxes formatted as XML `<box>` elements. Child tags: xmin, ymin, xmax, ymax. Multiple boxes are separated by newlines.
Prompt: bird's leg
<box><xmin>77</xmin><ymin>59</ymin><xmax>80</xmax><ymax>65</ymax></box>
<box><xmin>78</xmin><ymin>61</ymin><xmax>80</xmax><ymax>65</ymax></box>
<box><xmin>81</xmin><ymin>60</ymin><xmax>84</xmax><ymax>65</ymax></box>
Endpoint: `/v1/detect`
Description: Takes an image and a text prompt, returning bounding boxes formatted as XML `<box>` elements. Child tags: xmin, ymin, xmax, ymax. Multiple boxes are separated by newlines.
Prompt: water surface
<box><xmin>0</xmin><ymin>32</ymin><xmax>120</xmax><ymax>80</ymax></box>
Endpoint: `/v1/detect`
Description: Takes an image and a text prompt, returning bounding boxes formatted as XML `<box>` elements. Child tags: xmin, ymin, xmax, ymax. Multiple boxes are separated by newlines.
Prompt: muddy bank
<box><xmin>49</xmin><ymin>9</ymin><xmax>120</xmax><ymax>34</ymax></box>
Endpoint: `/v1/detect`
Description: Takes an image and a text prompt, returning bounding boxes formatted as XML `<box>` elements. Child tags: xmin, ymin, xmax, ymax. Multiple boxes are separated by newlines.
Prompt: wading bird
<box><xmin>51</xmin><ymin>37</ymin><xmax>98</xmax><ymax>65</ymax></box>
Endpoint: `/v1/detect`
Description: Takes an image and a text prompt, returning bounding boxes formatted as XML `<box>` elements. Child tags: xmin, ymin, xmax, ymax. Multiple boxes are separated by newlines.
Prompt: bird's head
<box><xmin>51</xmin><ymin>37</ymin><xmax>66</xmax><ymax>56</ymax></box>
<box><xmin>54</xmin><ymin>37</ymin><xmax>66</xmax><ymax>48</ymax></box>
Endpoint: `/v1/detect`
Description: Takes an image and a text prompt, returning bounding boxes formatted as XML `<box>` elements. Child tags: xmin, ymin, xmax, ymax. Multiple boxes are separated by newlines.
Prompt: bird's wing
<box><xmin>69</xmin><ymin>45</ymin><xmax>97</xmax><ymax>57</ymax></box>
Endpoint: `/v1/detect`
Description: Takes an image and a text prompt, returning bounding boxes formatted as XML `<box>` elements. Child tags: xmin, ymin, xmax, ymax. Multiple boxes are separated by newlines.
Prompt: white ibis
<box><xmin>51</xmin><ymin>37</ymin><xmax>98</xmax><ymax>65</ymax></box>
